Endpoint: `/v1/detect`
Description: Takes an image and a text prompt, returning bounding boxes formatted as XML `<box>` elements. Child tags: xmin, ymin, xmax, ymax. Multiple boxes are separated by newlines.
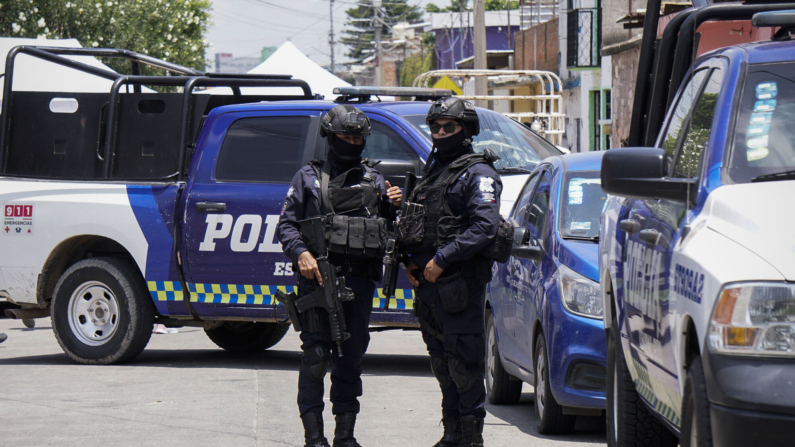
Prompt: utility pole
<box><xmin>473</xmin><ymin>0</ymin><xmax>487</xmax><ymax>107</ymax></box>
<box><xmin>329</xmin><ymin>0</ymin><xmax>335</xmax><ymax>74</ymax></box>
<box><xmin>373</xmin><ymin>0</ymin><xmax>383</xmax><ymax>86</ymax></box>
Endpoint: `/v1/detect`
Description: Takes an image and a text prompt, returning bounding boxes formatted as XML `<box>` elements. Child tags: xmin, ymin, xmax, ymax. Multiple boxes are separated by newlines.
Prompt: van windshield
<box><xmin>729</xmin><ymin>62</ymin><xmax>795</xmax><ymax>183</ymax></box>
<box><xmin>402</xmin><ymin>112</ymin><xmax>561</xmax><ymax>173</ymax></box>
<box><xmin>559</xmin><ymin>171</ymin><xmax>606</xmax><ymax>240</ymax></box>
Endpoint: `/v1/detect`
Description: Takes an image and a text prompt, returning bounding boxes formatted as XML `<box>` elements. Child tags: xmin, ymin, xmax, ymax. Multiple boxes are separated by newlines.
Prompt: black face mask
<box><xmin>330</xmin><ymin>135</ymin><xmax>365</xmax><ymax>167</ymax></box>
<box><xmin>432</xmin><ymin>131</ymin><xmax>468</xmax><ymax>161</ymax></box>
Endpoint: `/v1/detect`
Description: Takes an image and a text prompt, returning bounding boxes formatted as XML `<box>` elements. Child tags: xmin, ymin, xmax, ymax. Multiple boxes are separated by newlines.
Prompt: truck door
<box><xmin>625</xmin><ymin>61</ymin><xmax>724</xmax><ymax>421</ymax></box>
<box><xmin>182</xmin><ymin>111</ymin><xmax>320</xmax><ymax>319</ymax></box>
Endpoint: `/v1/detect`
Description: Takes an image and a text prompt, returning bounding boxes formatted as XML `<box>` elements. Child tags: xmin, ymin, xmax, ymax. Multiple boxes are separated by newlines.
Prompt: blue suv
<box><xmin>485</xmin><ymin>152</ymin><xmax>607</xmax><ymax>434</ymax></box>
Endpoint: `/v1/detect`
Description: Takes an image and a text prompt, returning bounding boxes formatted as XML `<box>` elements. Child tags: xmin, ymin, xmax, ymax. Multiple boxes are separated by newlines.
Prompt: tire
<box><xmin>51</xmin><ymin>258</ymin><xmax>154</xmax><ymax>365</ymax></box>
<box><xmin>534</xmin><ymin>333</ymin><xmax>576</xmax><ymax>434</ymax></box>
<box><xmin>486</xmin><ymin>313</ymin><xmax>522</xmax><ymax>404</ymax></box>
<box><xmin>681</xmin><ymin>356</ymin><xmax>712</xmax><ymax>447</ymax></box>
<box><xmin>606</xmin><ymin>317</ymin><xmax>677</xmax><ymax>447</ymax></box>
<box><xmin>205</xmin><ymin>321</ymin><xmax>289</xmax><ymax>352</ymax></box>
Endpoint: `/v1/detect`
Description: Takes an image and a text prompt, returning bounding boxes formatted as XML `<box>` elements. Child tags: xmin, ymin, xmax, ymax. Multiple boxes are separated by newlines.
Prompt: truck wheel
<box><xmin>486</xmin><ymin>313</ymin><xmax>522</xmax><ymax>404</ymax></box>
<box><xmin>681</xmin><ymin>356</ymin><xmax>712</xmax><ymax>447</ymax></box>
<box><xmin>606</xmin><ymin>317</ymin><xmax>677</xmax><ymax>447</ymax></box>
<box><xmin>205</xmin><ymin>322</ymin><xmax>289</xmax><ymax>352</ymax></box>
<box><xmin>51</xmin><ymin>258</ymin><xmax>154</xmax><ymax>365</ymax></box>
<box><xmin>534</xmin><ymin>334</ymin><xmax>576</xmax><ymax>434</ymax></box>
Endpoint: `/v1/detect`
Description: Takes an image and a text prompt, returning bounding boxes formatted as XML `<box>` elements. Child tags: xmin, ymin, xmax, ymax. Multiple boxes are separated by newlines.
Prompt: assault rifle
<box><xmin>381</xmin><ymin>172</ymin><xmax>417</xmax><ymax>307</ymax></box>
<box><xmin>275</xmin><ymin>216</ymin><xmax>354</xmax><ymax>356</ymax></box>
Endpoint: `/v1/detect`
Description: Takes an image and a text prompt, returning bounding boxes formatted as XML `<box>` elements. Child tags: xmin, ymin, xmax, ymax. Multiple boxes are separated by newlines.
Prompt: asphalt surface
<box><xmin>0</xmin><ymin>316</ymin><xmax>606</xmax><ymax>446</ymax></box>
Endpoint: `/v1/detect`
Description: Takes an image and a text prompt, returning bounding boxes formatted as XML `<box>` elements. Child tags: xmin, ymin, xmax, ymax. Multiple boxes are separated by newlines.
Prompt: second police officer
<box><xmin>277</xmin><ymin>105</ymin><xmax>402</xmax><ymax>447</ymax></box>
<box><xmin>401</xmin><ymin>97</ymin><xmax>503</xmax><ymax>447</ymax></box>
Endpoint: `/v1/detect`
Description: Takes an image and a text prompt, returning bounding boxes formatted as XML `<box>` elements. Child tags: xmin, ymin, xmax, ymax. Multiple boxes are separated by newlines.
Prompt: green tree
<box><xmin>0</xmin><ymin>0</ymin><xmax>211</xmax><ymax>74</ymax></box>
<box><xmin>426</xmin><ymin>0</ymin><xmax>519</xmax><ymax>12</ymax></box>
<box><xmin>400</xmin><ymin>48</ymin><xmax>434</xmax><ymax>87</ymax></box>
<box><xmin>342</xmin><ymin>0</ymin><xmax>422</xmax><ymax>61</ymax></box>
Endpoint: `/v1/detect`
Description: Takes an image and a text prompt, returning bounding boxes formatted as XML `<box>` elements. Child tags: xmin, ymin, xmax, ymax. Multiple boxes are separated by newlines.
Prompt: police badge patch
<box><xmin>478</xmin><ymin>176</ymin><xmax>496</xmax><ymax>202</ymax></box>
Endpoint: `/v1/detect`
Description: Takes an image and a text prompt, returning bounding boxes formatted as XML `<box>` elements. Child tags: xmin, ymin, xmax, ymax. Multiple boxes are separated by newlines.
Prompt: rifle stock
<box><xmin>381</xmin><ymin>172</ymin><xmax>417</xmax><ymax>307</ymax></box>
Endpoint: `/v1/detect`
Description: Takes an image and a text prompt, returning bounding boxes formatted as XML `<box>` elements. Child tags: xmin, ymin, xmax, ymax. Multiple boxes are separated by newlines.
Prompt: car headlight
<box><xmin>708</xmin><ymin>283</ymin><xmax>795</xmax><ymax>357</ymax></box>
<box><xmin>557</xmin><ymin>263</ymin><xmax>603</xmax><ymax>319</ymax></box>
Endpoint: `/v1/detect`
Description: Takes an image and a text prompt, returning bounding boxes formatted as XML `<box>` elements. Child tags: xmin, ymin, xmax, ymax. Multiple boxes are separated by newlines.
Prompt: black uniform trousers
<box><xmin>417</xmin><ymin>271</ymin><xmax>487</xmax><ymax>419</ymax></box>
<box><xmin>297</xmin><ymin>274</ymin><xmax>375</xmax><ymax>416</ymax></box>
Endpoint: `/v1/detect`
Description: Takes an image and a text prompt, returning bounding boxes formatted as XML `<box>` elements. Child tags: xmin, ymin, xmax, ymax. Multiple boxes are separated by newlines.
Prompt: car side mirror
<box><xmin>511</xmin><ymin>226</ymin><xmax>545</xmax><ymax>262</ymax></box>
<box><xmin>601</xmin><ymin>147</ymin><xmax>697</xmax><ymax>205</ymax></box>
<box><xmin>376</xmin><ymin>159</ymin><xmax>420</xmax><ymax>186</ymax></box>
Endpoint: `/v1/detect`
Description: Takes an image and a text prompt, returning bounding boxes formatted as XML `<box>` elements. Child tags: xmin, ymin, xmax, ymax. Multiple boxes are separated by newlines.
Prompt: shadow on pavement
<box><xmin>0</xmin><ymin>346</ymin><xmax>433</xmax><ymax>378</ymax></box>
<box><xmin>486</xmin><ymin>392</ymin><xmax>606</xmax><ymax>444</ymax></box>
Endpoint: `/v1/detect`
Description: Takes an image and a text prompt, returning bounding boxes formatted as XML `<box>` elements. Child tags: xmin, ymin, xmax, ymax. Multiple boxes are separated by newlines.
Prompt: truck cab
<box><xmin>600</xmin><ymin>9</ymin><xmax>795</xmax><ymax>447</ymax></box>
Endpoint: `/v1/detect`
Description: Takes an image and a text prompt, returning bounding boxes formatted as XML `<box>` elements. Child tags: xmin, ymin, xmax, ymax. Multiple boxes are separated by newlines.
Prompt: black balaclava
<box><xmin>432</xmin><ymin>124</ymin><xmax>470</xmax><ymax>164</ymax></box>
<box><xmin>329</xmin><ymin>134</ymin><xmax>365</xmax><ymax>169</ymax></box>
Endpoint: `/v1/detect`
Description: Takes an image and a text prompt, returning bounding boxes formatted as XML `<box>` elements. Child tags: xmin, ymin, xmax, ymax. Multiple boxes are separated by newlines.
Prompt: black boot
<box><xmin>433</xmin><ymin>411</ymin><xmax>462</xmax><ymax>447</ymax></box>
<box><xmin>332</xmin><ymin>412</ymin><xmax>362</xmax><ymax>447</ymax></box>
<box><xmin>301</xmin><ymin>412</ymin><xmax>330</xmax><ymax>447</ymax></box>
<box><xmin>459</xmin><ymin>415</ymin><xmax>484</xmax><ymax>447</ymax></box>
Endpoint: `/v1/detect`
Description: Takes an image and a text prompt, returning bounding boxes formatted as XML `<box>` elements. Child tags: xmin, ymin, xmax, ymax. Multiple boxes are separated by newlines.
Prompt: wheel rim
<box><xmin>67</xmin><ymin>281</ymin><xmax>120</xmax><ymax>346</ymax></box>
<box><xmin>536</xmin><ymin>349</ymin><xmax>546</xmax><ymax>417</ymax></box>
<box><xmin>613</xmin><ymin>365</ymin><xmax>619</xmax><ymax>441</ymax></box>
<box><xmin>487</xmin><ymin>322</ymin><xmax>496</xmax><ymax>391</ymax></box>
<box><xmin>690</xmin><ymin>410</ymin><xmax>698</xmax><ymax>446</ymax></box>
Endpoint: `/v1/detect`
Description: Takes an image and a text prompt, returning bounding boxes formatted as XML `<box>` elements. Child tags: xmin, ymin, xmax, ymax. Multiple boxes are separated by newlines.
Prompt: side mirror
<box><xmin>601</xmin><ymin>147</ymin><xmax>696</xmax><ymax>205</ymax></box>
<box><xmin>376</xmin><ymin>159</ymin><xmax>419</xmax><ymax>186</ymax></box>
<box><xmin>511</xmin><ymin>226</ymin><xmax>545</xmax><ymax>262</ymax></box>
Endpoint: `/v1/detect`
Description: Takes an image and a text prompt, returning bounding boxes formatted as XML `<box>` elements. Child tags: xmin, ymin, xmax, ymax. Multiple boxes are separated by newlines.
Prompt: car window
<box><xmin>361</xmin><ymin>121</ymin><xmax>418</xmax><ymax>162</ymax></box>
<box><xmin>511</xmin><ymin>172</ymin><xmax>541</xmax><ymax>226</ymax></box>
<box><xmin>728</xmin><ymin>62</ymin><xmax>795</xmax><ymax>183</ymax></box>
<box><xmin>216</xmin><ymin>116</ymin><xmax>314</xmax><ymax>183</ymax></box>
<box><xmin>401</xmin><ymin>113</ymin><xmax>561</xmax><ymax>171</ymax></box>
<box><xmin>658</xmin><ymin>69</ymin><xmax>709</xmax><ymax>165</ymax></box>
<box><xmin>673</xmin><ymin>68</ymin><xmax>724</xmax><ymax>179</ymax></box>
<box><xmin>559</xmin><ymin>170</ymin><xmax>605</xmax><ymax>239</ymax></box>
<box><xmin>526</xmin><ymin>171</ymin><xmax>552</xmax><ymax>236</ymax></box>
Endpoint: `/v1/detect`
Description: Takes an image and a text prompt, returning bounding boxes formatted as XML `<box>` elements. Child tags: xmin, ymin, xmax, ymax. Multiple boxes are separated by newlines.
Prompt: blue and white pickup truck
<box><xmin>0</xmin><ymin>46</ymin><xmax>560</xmax><ymax>364</ymax></box>
<box><xmin>599</xmin><ymin>7</ymin><xmax>795</xmax><ymax>447</ymax></box>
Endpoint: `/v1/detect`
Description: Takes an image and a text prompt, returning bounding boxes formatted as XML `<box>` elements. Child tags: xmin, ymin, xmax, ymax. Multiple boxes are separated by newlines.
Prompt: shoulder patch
<box><xmin>478</xmin><ymin>176</ymin><xmax>496</xmax><ymax>202</ymax></box>
<box><xmin>314</xmin><ymin>179</ymin><xmax>320</xmax><ymax>189</ymax></box>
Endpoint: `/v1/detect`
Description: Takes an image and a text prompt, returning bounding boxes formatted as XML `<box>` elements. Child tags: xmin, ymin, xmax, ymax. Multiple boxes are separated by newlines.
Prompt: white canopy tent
<box><xmin>0</xmin><ymin>38</ymin><xmax>119</xmax><ymax>103</ymax></box>
<box><xmin>204</xmin><ymin>41</ymin><xmax>350</xmax><ymax>99</ymax></box>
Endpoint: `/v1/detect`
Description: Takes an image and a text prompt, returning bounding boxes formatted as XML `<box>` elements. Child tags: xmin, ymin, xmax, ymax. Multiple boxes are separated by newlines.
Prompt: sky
<box><xmin>205</xmin><ymin>0</ymin><xmax>454</xmax><ymax>68</ymax></box>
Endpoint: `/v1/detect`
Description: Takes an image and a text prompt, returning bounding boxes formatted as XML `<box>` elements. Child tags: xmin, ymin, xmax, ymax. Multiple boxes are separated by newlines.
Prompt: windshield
<box><xmin>559</xmin><ymin>170</ymin><xmax>605</xmax><ymax>240</ymax></box>
<box><xmin>403</xmin><ymin>112</ymin><xmax>561</xmax><ymax>172</ymax></box>
<box><xmin>729</xmin><ymin>62</ymin><xmax>795</xmax><ymax>183</ymax></box>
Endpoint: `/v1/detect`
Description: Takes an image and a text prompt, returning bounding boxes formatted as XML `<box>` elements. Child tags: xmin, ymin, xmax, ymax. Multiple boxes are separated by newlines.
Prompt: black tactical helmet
<box><xmin>426</xmin><ymin>97</ymin><xmax>480</xmax><ymax>137</ymax></box>
<box><xmin>320</xmin><ymin>104</ymin><xmax>371</xmax><ymax>138</ymax></box>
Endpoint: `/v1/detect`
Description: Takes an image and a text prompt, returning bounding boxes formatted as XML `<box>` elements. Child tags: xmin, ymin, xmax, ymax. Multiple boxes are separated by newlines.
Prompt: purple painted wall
<box><xmin>434</xmin><ymin>25</ymin><xmax>519</xmax><ymax>70</ymax></box>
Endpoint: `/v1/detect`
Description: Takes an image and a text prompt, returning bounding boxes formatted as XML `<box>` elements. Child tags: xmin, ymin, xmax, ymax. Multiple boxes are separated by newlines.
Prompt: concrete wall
<box><xmin>609</xmin><ymin>45</ymin><xmax>640</xmax><ymax>148</ymax></box>
<box><xmin>515</xmin><ymin>18</ymin><xmax>560</xmax><ymax>73</ymax></box>
<box><xmin>601</xmin><ymin>0</ymin><xmax>646</xmax><ymax>47</ymax></box>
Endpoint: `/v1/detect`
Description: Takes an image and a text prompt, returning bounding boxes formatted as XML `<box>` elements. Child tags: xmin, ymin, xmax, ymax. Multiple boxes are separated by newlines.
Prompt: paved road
<box><xmin>0</xmin><ymin>317</ymin><xmax>606</xmax><ymax>446</ymax></box>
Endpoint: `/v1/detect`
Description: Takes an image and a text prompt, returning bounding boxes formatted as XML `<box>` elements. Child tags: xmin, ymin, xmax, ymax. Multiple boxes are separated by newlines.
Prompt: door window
<box><xmin>361</xmin><ymin>121</ymin><xmax>418</xmax><ymax>162</ymax></box>
<box><xmin>511</xmin><ymin>172</ymin><xmax>541</xmax><ymax>225</ymax></box>
<box><xmin>526</xmin><ymin>171</ymin><xmax>552</xmax><ymax>236</ymax></box>
<box><xmin>215</xmin><ymin>116</ymin><xmax>315</xmax><ymax>183</ymax></box>
<box><xmin>672</xmin><ymin>67</ymin><xmax>724</xmax><ymax>178</ymax></box>
<box><xmin>658</xmin><ymin>69</ymin><xmax>709</xmax><ymax>163</ymax></box>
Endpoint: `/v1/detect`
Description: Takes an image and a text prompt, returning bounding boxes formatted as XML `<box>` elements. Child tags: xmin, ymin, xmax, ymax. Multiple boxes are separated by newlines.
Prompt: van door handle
<box><xmin>195</xmin><ymin>202</ymin><xmax>226</xmax><ymax>213</ymax></box>
<box><xmin>619</xmin><ymin>219</ymin><xmax>641</xmax><ymax>234</ymax></box>
<box><xmin>639</xmin><ymin>229</ymin><xmax>668</xmax><ymax>249</ymax></box>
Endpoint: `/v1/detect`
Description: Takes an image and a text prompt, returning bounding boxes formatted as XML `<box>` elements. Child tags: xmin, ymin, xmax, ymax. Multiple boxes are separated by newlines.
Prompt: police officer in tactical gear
<box><xmin>277</xmin><ymin>104</ymin><xmax>403</xmax><ymax>447</ymax></box>
<box><xmin>401</xmin><ymin>97</ymin><xmax>502</xmax><ymax>447</ymax></box>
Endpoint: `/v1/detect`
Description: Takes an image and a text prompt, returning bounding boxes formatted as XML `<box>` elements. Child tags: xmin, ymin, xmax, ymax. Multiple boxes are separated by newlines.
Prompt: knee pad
<box><xmin>430</xmin><ymin>355</ymin><xmax>454</xmax><ymax>390</ymax></box>
<box><xmin>448</xmin><ymin>358</ymin><xmax>476</xmax><ymax>393</ymax></box>
<box><xmin>301</xmin><ymin>345</ymin><xmax>331</xmax><ymax>381</ymax></box>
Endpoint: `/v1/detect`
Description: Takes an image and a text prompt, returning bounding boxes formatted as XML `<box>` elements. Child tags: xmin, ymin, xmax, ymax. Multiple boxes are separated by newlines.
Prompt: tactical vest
<box><xmin>306</xmin><ymin>160</ymin><xmax>387</xmax><ymax>261</ymax></box>
<box><xmin>399</xmin><ymin>153</ymin><xmax>513</xmax><ymax>263</ymax></box>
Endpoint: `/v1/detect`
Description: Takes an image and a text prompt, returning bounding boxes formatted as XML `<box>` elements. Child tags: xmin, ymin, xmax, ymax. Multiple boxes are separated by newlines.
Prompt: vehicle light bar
<box><xmin>333</xmin><ymin>86</ymin><xmax>453</xmax><ymax>103</ymax></box>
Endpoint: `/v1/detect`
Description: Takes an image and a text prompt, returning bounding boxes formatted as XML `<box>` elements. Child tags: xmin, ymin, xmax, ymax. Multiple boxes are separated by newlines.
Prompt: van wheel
<box><xmin>606</xmin><ymin>317</ymin><xmax>677</xmax><ymax>447</ymax></box>
<box><xmin>681</xmin><ymin>356</ymin><xmax>712</xmax><ymax>447</ymax></box>
<box><xmin>486</xmin><ymin>313</ymin><xmax>522</xmax><ymax>404</ymax></box>
<box><xmin>205</xmin><ymin>322</ymin><xmax>289</xmax><ymax>352</ymax></box>
<box><xmin>51</xmin><ymin>258</ymin><xmax>154</xmax><ymax>365</ymax></box>
<box><xmin>534</xmin><ymin>334</ymin><xmax>576</xmax><ymax>434</ymax></box>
